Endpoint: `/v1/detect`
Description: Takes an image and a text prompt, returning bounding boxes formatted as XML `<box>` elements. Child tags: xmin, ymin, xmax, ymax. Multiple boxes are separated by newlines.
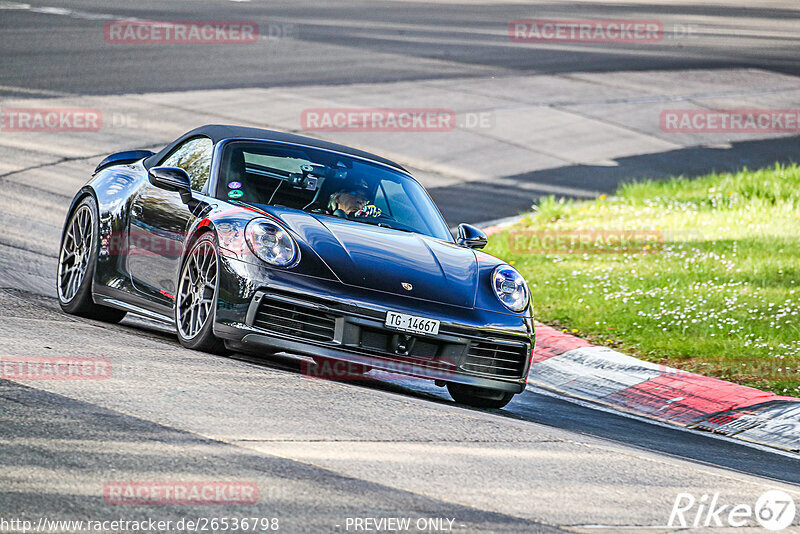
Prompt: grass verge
<box><xmin>485</xmin><ymin>164</ymin><xmax>800</xmax><ymax>396</ymax></box>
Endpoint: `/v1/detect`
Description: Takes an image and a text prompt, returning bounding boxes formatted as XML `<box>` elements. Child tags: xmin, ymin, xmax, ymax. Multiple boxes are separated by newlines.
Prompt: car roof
<box><xmin>144</xmin><ymin>124</ymin><xmax>408</xmax><ymax>172</ymax></box>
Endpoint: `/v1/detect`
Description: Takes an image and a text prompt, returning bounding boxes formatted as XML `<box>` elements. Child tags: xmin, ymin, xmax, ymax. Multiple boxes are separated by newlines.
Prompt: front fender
<box><xmin>187</xmin><ymin>204</ymin><xmax>340</xmax><ymax>282</ymax></box>
<box><xmin>61</xmin><ymin>186</ymin><xmax>97</xmax><ymax>242</ymax></box>
<box><xmin>474</xmin><ymin>250</ymin><xmax>534</xmax><ymax>320</ymax></box>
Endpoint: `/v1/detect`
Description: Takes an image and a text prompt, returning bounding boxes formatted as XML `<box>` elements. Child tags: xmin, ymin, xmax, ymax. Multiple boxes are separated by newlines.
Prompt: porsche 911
<box><xmin>58</xmin><ymin>125</ymin><xmax>534</xmax><ymax>408</ymax></box>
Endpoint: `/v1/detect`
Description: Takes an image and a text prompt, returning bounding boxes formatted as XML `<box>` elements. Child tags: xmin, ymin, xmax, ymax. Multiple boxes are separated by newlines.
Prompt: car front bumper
<box><xmin>214</xmin><ymin>256</ymin><xmax>534</xmax><ymax>393</ymax></box>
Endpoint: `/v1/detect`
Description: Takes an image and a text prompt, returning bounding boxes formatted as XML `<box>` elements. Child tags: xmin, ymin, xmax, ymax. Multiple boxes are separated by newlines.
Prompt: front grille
<box><xmin>253</xmin><ymin>296</ymin><xmax>340</xmax><ymax>342</ymax></box>
<box><xmin>461</xmin><ymin>340</ymin><xmax>528</xmax><ymax>378</ymax></box>
<box><xmin>250</xmin><ymin>290</ymin><xmax>529</xmax><ymax>381</ymax></box>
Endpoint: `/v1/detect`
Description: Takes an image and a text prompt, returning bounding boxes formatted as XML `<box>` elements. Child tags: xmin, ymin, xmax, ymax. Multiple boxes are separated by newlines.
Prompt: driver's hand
<box><xmin>354</xmin><ymin>204</ymin><xmax>381</xmax><ymax>218</ymax></box>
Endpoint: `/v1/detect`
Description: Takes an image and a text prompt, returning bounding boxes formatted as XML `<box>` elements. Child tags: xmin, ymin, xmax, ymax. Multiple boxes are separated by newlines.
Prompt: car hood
<box><xmin>277</xmin><ymin>211</ymin><xmax>478</xmax><ymax>308</ymax></box>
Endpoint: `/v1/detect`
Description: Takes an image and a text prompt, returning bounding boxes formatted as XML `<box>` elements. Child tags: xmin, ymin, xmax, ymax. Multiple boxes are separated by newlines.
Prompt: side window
<box><xmin>373</xmin><ymin>184</ymin><xmax>390</xmax><ymax>214</ymax></box>
<box><xmin>378</xmin><ymin>180</ymin><xmax>426</xmax><ymax>230</ymax></box>
<box><xmin>161</xmin><ymin>137</ymin><xmax>213</xmax><ymax>191</ymax></box>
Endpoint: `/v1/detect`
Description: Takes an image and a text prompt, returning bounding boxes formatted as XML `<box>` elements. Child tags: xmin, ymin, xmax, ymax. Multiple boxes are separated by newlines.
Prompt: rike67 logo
<box><xmin>669</xmin><ymin>490</ymin><xmax>797</xmax><ymax>531</ymax></box>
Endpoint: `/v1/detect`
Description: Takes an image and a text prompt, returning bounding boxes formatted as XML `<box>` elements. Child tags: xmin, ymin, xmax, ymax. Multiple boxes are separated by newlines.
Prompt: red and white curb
<box><xmin>529</xmin><ymin>324</ymin><xmax>800</xmax><ymax>453</ymax></box>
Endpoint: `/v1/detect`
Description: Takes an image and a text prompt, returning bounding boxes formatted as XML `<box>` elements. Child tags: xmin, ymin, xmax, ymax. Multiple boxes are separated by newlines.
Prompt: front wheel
<box><xmin>447</xmin><ymin>383</ymin><xmax>516</xmax><ymax>409</ymax></box>
<box><xmin>57</xmin><ymin>196</ymin><xmax>127</xmax><ymax>323</ymax></box>
<box><xmin>175</xmin><ymin>233</ymin><xmax>227</xmax><ymax>354</ymax></box>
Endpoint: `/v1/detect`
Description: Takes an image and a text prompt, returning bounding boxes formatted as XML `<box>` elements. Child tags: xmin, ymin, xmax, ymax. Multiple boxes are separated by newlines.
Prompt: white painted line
<box><xmin>473</xmin><ymin>214</ymin><xmax>526</xmax><ymax>233</ymax></box>
<box><xmin>489</xmin><ymin>176</ymin><xmax>601</xmax><ymax>198</ymax></box>
<box><xmin>0</xmin><ymin>84</ymin><xmax>75</xmax><ymax>98</ymax></box>
<box><xmin>0</xmin><ymin>3</ymin><xmax>136</xmax><ymax>21</ymax></box>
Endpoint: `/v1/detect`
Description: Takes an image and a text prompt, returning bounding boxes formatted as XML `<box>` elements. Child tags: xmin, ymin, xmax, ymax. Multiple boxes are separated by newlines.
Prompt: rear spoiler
<box><xmin>94</xmin><ymin>150</ymin><xmax>155</xmax><ymax>175</ymax></box>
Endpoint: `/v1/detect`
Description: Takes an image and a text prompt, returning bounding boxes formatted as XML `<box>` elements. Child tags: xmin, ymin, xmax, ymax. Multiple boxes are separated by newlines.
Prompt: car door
<box><xmin>128</xmin><ymin>136</ymin><xmax>214</xmax><ymax>307</ymax></box>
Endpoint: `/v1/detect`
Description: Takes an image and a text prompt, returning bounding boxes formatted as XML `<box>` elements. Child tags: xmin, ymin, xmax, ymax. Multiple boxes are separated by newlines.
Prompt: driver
<box><xmin>328</xmin><ymin>183</ymin><xmax>381</xmax><ymax>218</ymax></box>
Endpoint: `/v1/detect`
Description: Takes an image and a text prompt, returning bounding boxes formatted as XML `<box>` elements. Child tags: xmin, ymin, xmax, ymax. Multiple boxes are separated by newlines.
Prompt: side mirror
<box><xmin>148</xmin><ymin>166</ymin><xmax>193</xmax><ymax>204</ymax></box>
<box><xmin>456</xmin><ymin>223</ymin><xmax>488</xmax><ymax>249</ymax></box>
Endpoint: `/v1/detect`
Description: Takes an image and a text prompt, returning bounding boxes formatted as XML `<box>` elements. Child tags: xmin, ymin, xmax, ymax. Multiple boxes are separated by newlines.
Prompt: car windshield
<box><xmin>216</xmin><ymin>141</ymin><xmax>452</xmax><ymax>241</ymax></box>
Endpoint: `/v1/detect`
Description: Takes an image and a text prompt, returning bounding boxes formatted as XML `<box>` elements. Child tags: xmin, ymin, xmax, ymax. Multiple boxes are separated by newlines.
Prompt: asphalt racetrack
<box><xmin>1</xmin><ymin>1</ymin><xmax>800</xmax><ymax>532</ymax></box>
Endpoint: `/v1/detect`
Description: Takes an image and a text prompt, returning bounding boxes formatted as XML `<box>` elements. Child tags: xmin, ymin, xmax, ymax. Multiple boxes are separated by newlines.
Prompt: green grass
<box><xmin>486</xmin><ymin>164</ymin><xmax>800</xmax><ymax>396</ymax></box>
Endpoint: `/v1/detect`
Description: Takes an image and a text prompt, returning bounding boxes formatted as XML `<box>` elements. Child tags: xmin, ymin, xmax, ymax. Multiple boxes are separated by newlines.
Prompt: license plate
<box><xmin>385</xmin><ymin>311</ymin><xmax>440</xmax><ymax>336</ymax></box>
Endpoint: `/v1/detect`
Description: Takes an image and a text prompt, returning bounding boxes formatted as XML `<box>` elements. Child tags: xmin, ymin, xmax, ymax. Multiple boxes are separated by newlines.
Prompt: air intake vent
<box><xmin>461</xmin><ymin>340</ymin><xmax>527</xmax><ymax>378</ymax></box>
<box><xmin>253</xmin><ymin>296</ymin><xmax>339</xmax><ymax>342</ymax></box>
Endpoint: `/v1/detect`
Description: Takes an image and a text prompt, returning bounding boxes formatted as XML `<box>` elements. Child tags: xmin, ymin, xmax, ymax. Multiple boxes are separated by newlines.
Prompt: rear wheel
<box><xmin>447</xmin><ymin>383</ymin><xmax>515</xmax><ymax>409</ymax></box>
<box><xmin>57</xmin><ymin>196</ymin><xmax>127</xmax><ymax>323</ymax></box>
<box><xmin>175</xmin><ymin>233</ymin><xmax>227</xmax><ymax>354</ymax></box>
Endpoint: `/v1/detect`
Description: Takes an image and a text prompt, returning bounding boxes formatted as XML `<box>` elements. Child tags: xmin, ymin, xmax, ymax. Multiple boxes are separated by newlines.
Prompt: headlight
<box><xmin>244</xmin><ymin>218</ymin><xmax>298</xmax><ymax>267</ymax></box>
<box><xmin>492</xmin><ymin>265</ymin><xmax>529</xmax><ymax>312</ymax></box>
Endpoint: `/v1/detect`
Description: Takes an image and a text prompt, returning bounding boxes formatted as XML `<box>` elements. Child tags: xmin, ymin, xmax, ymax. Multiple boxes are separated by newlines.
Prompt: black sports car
<box><xmin>58</xmin><ymin>125</ymin><xmax>534</xmax><ymax>408</ymax></box>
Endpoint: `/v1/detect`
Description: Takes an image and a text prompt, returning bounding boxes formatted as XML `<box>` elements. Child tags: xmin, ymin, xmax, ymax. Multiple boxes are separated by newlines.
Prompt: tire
<box><xmin>57</xmin><ymin>195</ymin><xmax>127</xmax><ymax>323</ymax></box>
<box><xmin>175</xmin><ymin>233</ymin><xmax>227</xmax><ymax>354</ymax></box>
<box><xmin>447</xmin><ymin>383</ymin><xmax>516</xmax><ymax>409</ymax></box>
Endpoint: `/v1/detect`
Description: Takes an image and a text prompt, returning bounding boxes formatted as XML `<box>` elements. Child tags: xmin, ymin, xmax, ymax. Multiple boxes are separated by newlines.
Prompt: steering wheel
<box><xmin>353</xmin><ymin>204</ymin><xmax>382</xmax><ymax>218</ymax></box>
